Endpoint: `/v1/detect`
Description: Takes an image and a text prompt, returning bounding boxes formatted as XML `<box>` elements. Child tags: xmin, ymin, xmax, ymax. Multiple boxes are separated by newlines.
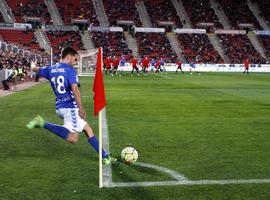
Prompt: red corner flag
<box><xmin>93</xmin><ymin>47</ymin><xmax>106</xmax><ymax>116</ymax></box>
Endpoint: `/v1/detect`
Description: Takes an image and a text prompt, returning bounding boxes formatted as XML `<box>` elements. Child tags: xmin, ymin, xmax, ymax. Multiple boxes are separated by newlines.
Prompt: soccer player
<box><xmin>150</xmin><ymin>58</ymin><xmax>156</xmax><ymax>72</ymax></box>
<box><xmin>243</xmin><ymin>58</ymin><xmax>250</xmax><ymax>74</ymax></box>
<box><xmin>118</xmin><ymin>55</ymin><xmax>126</xmax><ymax>76</ymax></box>
<box><xmin>176</xmin><ymin>60</ymin><xmax>184</xmax><ymax>73</ymax></box>
<box><xmin>159</xmin><ymin>57</ymin><xmax>167</xmax><ymax>74</ymax></box>
<box><xmin>26</xmin><ymin>47</ymin><xmax>116</xmax><ymax>165</ymax></box>
<box><xmin>104</xmin><ymin>56</ymin><xmax>112</xmax><ymax>75</ymax></box>
<box><xmin>189</xmin><ymin>62</ymin><xmax>200</xmax><ymax>74</ymax></box>
<box><xmin>130</xmin><ymin>56</ymin><xmax>139</xmax><ymax>76</ymax></box>
<box><xmin>141</xmin><ymin>56</ymin><xmax>149</xmax><ymax>75</ymax></box>
<box><xmin>154</xmin><ymin>59</ymin><xmax>161</xmax><ymax>74</ymax></box>
<box><xmin>112</xmin><ymin>55</ymin><xmax>120</xmax><ymax>76</ymax></box>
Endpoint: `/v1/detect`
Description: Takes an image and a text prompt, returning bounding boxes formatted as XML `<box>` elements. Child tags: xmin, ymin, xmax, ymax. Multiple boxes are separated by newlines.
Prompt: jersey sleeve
<box><xmin>68</xmin><ymin>67</ymin><xmax>78</xmax><ymax>85</ymax></box>
<box><xmin>39</xmin><ymin>67</ymin><xmax>49</xmax><ymax>79</ymax></box>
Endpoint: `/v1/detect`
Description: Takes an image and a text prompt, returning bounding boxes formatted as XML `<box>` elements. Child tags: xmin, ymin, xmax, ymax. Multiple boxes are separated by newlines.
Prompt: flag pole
<box><xmin>93</xmin><ymin>47</ymin><xmax>105</xmax><ymax>188</ymax></box>
<box><xmin>99</xmin><ymin>109</ymin><xmax>103</xmax><ymax>188</ymax></box>
<box><xmin>98</xmin><ymin>47</ymin><xmax>103</xmax><ymax>188</ymax></box>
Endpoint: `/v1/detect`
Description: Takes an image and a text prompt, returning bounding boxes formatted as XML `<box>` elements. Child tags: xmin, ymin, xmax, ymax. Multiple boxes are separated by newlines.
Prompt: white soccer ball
<box><xmin>121</xmin><ymin>147</ymin><xmax>138</xmax><ymax>164</ymax></box>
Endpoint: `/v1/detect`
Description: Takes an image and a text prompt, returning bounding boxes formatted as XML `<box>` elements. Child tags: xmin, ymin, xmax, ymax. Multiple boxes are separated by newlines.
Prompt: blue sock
<box><xmin>88</xmin><ymin>136</ymin><xmax>108</xmax><ymax>158</ymax></box>
<box><xmin>44</xmin><ymin>122</ymin><xmax>69</xmax><ymax>139</ymax></box>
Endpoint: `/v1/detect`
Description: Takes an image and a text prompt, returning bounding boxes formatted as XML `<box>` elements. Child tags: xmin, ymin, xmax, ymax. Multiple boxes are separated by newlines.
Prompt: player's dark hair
<box><xmin>61</xmin><ymin>47</ymin><xmax>78</xmax><ymax>59</ymax></box>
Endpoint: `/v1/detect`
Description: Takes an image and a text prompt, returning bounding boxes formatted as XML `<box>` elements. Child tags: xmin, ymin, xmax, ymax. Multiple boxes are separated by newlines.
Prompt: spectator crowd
<box><xmin>218</xmin><ymin>34</ymin><xmax>266</xmax><ymax>63</ymax></box>
<box><xmin>136</xmin><ymin>32</ymin><xmax>177</xmax><ymax>62</ymax></box>
<box><xmin>177</xmin><ymin>33</ymin><xmax>224</xmax><ymax>63</ymax></box>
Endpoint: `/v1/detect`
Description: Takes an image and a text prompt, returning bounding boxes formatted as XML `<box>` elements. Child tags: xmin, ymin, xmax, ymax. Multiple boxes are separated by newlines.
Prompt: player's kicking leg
<box><xmin>83</xmin><ymin>123</ymin><xmax>117</xmax><ymax>165</ymax></box>
<box><xmin>26</xmin><ymin>115</ymin><xmax>75</xmax><ymax>141</ymax></box>
<box><xmin>26</xmin><ymin>115</ymin><xmax>116</xmax><ymax>165</ymax></box>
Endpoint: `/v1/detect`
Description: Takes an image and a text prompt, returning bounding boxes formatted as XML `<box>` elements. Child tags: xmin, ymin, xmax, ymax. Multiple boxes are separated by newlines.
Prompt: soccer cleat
<box><xmin>26</xmin><ymin>115</ymin><xmax>45</xmax><ymax>129</ymax></box>
<box><xmin>102</xmin><ymin>155</ymin><xmax>117</xmax><ymax>165</ymax></box>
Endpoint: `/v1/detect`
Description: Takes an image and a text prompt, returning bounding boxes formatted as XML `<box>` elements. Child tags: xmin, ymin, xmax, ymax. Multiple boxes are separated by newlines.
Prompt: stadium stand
<box><xmin>0</xmin><ymin>12</ymin><xmax>5</xmax><ymax>23</ymax></box>
<box><xmin>7</xmin><ymin>0</ymin><xmax>52</xmax><ymax>24</ymax></box>
<box><xmin>177</xmin><ymin>33</ymin><xmax>224</xmax><ymax>63</ymax></box>
<box><xmin>90</xmin><ymin>31</ymin><xmax>132</xmax><ymax>58</ymax></box>
<box><xmin>0</xmin><ymin>29</ymin><xmax>41</xmax><ymax>51</ymax></box>
<box><xmin>0</xmin><ymin>46</ymin><xmax>49</xmax><ymax>89</ymax></box>
<box><xmin>46</xmin><ymin>30</ymin><xmax>84</xmax><ymax>56</ymax></box>
<box><xmin>54</xmin><ymin>0</ymin><xmax>99</xmax><ymax>25</ymax></box>
<box><xmin>0</xmin><ymin>0</ymin><xmax>268</xmax><ymax>64</ymax></box>
<box><xmin>253</xmin><ymin>0</ymin><xmax>270</xmax><ymax>22</ymax></box>
<box><xmin>217</xmin><ymin>34</ymin><xmax>266</xmax><ymax>63</ymax></box>
<box><xmin>135</xmin><ymin>32</ymin><xmax>177</xmax><ymax>62</ymax></box>
<box><xmin>257</xmin><ymin>35</ymin><xmax>270</xmax><ymax>59</ymax></box>
<box><xmin>0</xmin><ymin>49</ymin><xmax>30</xmax><ymax>69</ymax></box>
<box><xmin>144</xmin><ymin>0</ymin><xmax>182</xmax><ymax>28</ymax></box>
<box><xmin>102</xmin><ymin>0</ymin><xmax>142</xmax><ymax>26</ymax></box>
<box><xmin>216</xmin><ymin>0</ymin><xmax>262</xmax><ymax>29</ymax></box>
<box><xmin>181</xmin><ymin>0</ymin><xmax>222</xmax><ymax>28</ymax></box>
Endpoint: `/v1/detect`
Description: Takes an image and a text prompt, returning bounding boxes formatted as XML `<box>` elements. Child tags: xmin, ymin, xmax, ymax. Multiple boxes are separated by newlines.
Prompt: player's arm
<box><xmin>71</xmin><ymin>84</ymin><xmax>86</xmax><ymax>120</ymax></box>
<box><xmin>31</xmin><ymin>62</ymin><xmax>50</xmax><ymax>79</ymax></box>
<box><xmin>30</xmin><ymin>62</ymin><xmax>40</xmax><ymax>72</ymax></box>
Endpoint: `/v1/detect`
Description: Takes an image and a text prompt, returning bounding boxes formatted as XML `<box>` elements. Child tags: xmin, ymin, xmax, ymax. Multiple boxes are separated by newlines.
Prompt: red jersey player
<box><xmin>141</xmin><ymin>56</ymin><xmax>149</xmax><ymax>75</ymax></box>
<box><xmin>112</xmin><ymin>56</ymin><xmax>120</xmax><ymax>75</ymax></box>
<box><xmin>130</xmin><ymin>57</ymin><xmax>140</xmax><ymax>76</ymax></box>
<box><xmin>104</xmin><ymin>56</ymin><xmax>112</xmax><ymax>75</ymax></box>
<box><xmin>176</xmin><ymin>60</ymin><xmax>184</xmax><ymax>73</ymax></box>
<box><xmin>155</xmin><ymin>59</ymin><xmax>161</xmax><ymax>74</ymax></box>
<box><xmin>243</xmin><ymin>58</ymin><xmax>250</xmax><ymax>74</ymax></box>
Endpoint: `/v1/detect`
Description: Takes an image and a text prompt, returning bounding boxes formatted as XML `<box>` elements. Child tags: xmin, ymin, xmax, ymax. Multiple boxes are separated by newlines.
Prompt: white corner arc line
<box><xmin>134</xmin><ymin>162</ymin><xmax>187</xmax><ymax>181</ymax></box>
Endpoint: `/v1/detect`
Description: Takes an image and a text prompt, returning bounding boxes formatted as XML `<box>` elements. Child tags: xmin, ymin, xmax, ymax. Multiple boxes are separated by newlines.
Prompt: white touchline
<box><xmin>101</xmin><ymin>108</ymin><xmax>270</xmax><ymax>188</ymax></box>
<box><xmin>107</xmin><ymin>179</ymin><xmax>270</xmax><ymax>188</ymax></box>
<box><xmin>101</xmin><ymin>108</ymin><xmax>112</xmax><ymax>186</ymax></box>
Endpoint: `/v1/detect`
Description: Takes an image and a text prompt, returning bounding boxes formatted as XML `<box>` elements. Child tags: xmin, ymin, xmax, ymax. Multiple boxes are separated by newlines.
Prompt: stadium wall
<box><xmin>118</xmin><ymin>63</ymin><xmax>270</xmax><ymax>72</ymax></box>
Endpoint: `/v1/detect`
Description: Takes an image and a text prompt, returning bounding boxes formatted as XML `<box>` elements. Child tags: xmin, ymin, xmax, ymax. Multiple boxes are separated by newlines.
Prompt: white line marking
<box><xmin>107</xmin><ymin>179</ymin><xmax>270</xmax><ymax>188</ymax></box>
<box><xmin>101</xmin><ymin>108</ymin><xmax>112</xmax><ymax>186</ymax></box>
<box><xmin>134</xmin><ymin>162</ymin><xmax>187</xmax><ymax>181</ymax></box>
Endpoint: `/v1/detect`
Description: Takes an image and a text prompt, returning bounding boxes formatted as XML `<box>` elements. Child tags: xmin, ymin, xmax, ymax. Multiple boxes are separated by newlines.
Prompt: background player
<box><xmin>176</xmin><ymin>60</ymin><xmax>184</xmax><ymax>73</ymax></box>
<box><xmin>154</xmin><ymin>59</ymin><xmax>161</xmax><ymax>74</ymax></box>
<box><xmin>189</xmin><ymin>62</ymin><xmax>200</xmax><ymax>75</ymax></box>
<box><xmin>141</xmin><ymin>56</ymin><xmax>149</xmax><ymax>75</ymax></box>
<box><xmin>112</xmin><ymin>55</ymin><xmax>120</xmax><ymax>76</ymax></box>
<box><xmin>104</xmin><ymin>55</ymin><xmax>112</xmax><ymax>75</ymax></box>
<box><xmin>118</xmin><ymin>55</ymin><xmax>126</xmax><ymax>76</ymax></box>
<box><xmin>160</xmin><ymin>57</ymin><xmax>167</xmax><ymax>74</ymax></box>
<box><xmin>130</xmin><ymin>56</ymin><xmax>140</xmax><ymax>76</ymax></box>
<box><xmin>26</xmin><ymin>47</ymin><xmax>115</xmax><ymax>165</ymax></box>
<box><xmin>243</xmin><ymin>58</ymin><xmax>250</xmax><ymax>74</ymax></box>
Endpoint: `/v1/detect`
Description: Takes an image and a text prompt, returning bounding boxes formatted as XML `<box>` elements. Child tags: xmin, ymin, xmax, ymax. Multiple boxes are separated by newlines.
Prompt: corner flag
<box><xmin>93</xmin><ymin>47</ymin><xmax>106</xmax><ymax>188</ymax></box>
<box><xmin>93</xmin><ymin>47</ymin><xmax>106</xmax><ymax>116</ymax></box>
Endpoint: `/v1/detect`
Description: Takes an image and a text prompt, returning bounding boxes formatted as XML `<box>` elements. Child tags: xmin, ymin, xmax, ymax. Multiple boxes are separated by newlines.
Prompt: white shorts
<box><xmin>56</xmin><ymin>108</ymin><xmax>87</xmax><ymax>133</ymax></box>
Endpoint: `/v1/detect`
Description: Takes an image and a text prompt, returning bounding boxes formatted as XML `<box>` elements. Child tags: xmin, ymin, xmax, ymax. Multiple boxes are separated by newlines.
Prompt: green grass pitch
<box><xmin>1</xmin><ymin>72</ymin><xmax>270</xmax><ymax>199</ymax></box>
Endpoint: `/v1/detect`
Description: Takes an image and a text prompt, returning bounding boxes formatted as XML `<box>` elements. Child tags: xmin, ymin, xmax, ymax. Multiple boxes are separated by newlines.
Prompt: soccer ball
<box><xmin>121</xmin><ymin>147</ymin><xmax>138</xmax><ymax>164</ymax></box>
